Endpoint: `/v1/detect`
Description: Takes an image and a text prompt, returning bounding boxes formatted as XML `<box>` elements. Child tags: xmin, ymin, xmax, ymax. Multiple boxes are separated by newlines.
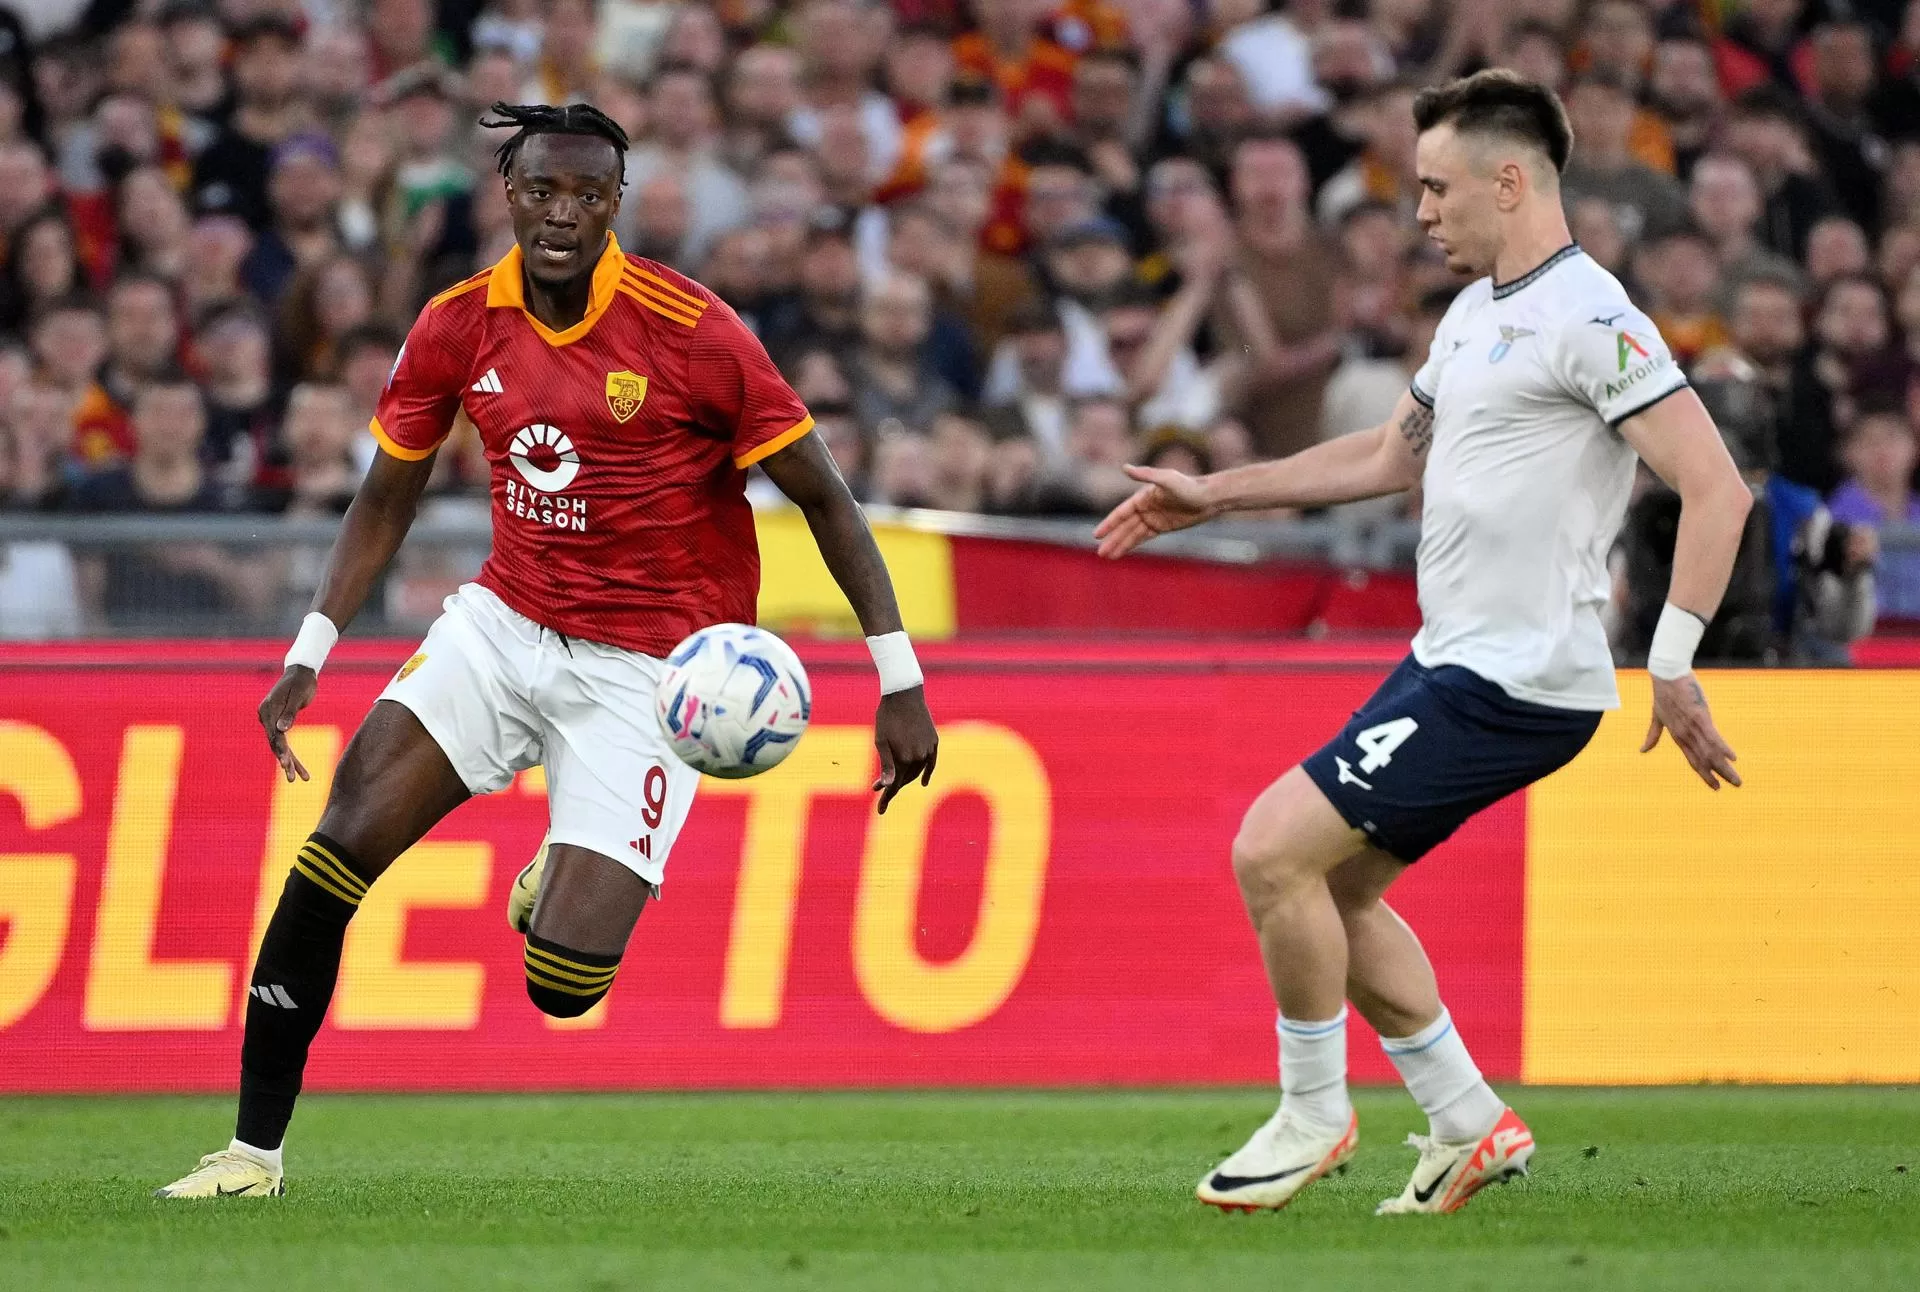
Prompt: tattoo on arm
<box><xmin>1399</xmin><ymin>403</ymin><xmax>1434</xmax><ymax>456</ymax></box>
<box><xmin>1687</xmin><ymin>679</ymin><xmax>1706</xmax><ymax>706</ymax></box>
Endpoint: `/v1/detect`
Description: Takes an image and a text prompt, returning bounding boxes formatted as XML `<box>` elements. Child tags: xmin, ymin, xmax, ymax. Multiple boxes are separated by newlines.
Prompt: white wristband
<box><xmin>284</xmin><ymin>612</ymin><xmax>339</xmax><ymax>674</ymax></box>
<box><xmin>866</xmin><ymin>631</ymin><xmax>923</xmax><ymax>695</ymax></box>
<box><xmin>1647</xmin><ymin>603</ymin><xmax>1706</xmax><ymax>680</ymax></box>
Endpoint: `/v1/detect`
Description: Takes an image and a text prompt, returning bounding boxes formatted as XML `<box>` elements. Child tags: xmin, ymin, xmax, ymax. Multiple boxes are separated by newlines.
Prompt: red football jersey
<box><xmin>372</xmin><ymin>236</ymin><xmax>814</xmax><ymax>655</ymax></box>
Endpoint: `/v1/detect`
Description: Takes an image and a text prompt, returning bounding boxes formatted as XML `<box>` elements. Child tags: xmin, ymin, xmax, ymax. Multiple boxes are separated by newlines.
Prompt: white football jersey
<box><xmin>1407</xmin><ymin>245</ymin><xmax>1688</xmax><ymax>711</ymax></box>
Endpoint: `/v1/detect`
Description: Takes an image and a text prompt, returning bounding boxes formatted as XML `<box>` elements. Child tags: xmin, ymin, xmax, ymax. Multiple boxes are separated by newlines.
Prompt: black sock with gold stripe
<box><xmin>524</xmin><ymin>932</ymin><xmax>619</xmax><ymax>1018</ymax></box>
<box><xmin>236</xmin><ymin>832</ymin><xmax>371</xmax><ymax>1150</ymax></box>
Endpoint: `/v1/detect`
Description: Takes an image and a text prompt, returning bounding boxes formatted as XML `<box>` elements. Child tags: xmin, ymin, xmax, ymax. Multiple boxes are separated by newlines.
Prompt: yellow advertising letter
<box><xmin>85</xmin><ymin>725</ymin><xmax>232</xmax><ymax>1029</ymax></box>
<box><xmin>711</xmin><ymin>726</ymin><xmax>872</xmax><ymax>1028</ymax></box>
<box><xmin>853</xmin><ymin>722</ymin><xmax>1050</xmax><ymax>1033</ymax></box>
<box><xmin>0</xmin><ymin>722</ymin><xmax>82</xmax><ymax>1029</ymax></box>
<box><xmin>332</xmin><ymin>841</ymin><xmax>491</xmax><ymax>1029</ymax></box>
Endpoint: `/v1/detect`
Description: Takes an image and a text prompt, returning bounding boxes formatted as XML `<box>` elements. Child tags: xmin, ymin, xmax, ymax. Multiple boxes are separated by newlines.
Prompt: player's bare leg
<box><xmin>1324</xmin><ymin>848</ymin><xmax>1532</xmax><ymax>1214</ymax></box>
<box><xmin>316</xmin><ymin>700</ymin><xmax>475</xmax><ymax>866</ymax></box>
<box><xmin>1196</xmin><ymin>767</ymin><xmax>1367</xmax><ymax>1210</ymax></box>
<box><xmin>1231</xmin><ymin>767</ymin><xmax>1372</xmax><ymax>1021</ymax></box>
<box><xmin>1326</xmin><ymin>850</ymin><xmax>1439</xmax><ymax>1039</ymax></box>
<box><xmin>156</xmin><ymin>702</ymin><xmax>469</xmax><ymax>1198</ymax></box>
<box><xmin>517</xmin><ymin>844</ymin><xmax>652</xmax><ymax>1018</ymax></box>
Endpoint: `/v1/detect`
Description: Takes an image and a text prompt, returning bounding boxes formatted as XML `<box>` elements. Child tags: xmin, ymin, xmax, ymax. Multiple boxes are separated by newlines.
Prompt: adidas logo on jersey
<box><xmin>249</xmin><ymin>984</ymin><xmax>298</xmax><ymax>1009</ymax></box>
<box><xmin>471</xmin><ymin>368</ymin><xmax>503</xmax><ymax>394</ymax></box>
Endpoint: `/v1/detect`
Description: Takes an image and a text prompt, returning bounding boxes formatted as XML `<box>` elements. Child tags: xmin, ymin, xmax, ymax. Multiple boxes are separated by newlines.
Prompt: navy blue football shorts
<box><xmin>1301</xmin><ymin>655</ymin><xmax>1603</xmax><ymax>862</ymax></box>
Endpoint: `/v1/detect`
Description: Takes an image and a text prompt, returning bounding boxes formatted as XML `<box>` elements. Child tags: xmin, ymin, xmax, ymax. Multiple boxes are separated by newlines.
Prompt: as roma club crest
<box><xmin>605</xmin><ymin>371</ymin><xmax>648</xmax><ymax>424</ymax></box>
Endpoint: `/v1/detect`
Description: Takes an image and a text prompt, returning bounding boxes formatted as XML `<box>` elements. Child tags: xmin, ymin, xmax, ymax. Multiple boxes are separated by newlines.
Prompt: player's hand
<box><xmin>873</xmin><ymin>687</ymin><xmax>937</xmax><ymax>815</ymax></box>
<box><xmin>1844</xmin><ymin>525</ymin><xmax>1879</xmax><ymax>571</ymax></box>
<box><xmin>1641</xmin><ymin>673</ymin><xmax>1740</xmax><ymax>790</ymax></box>
<box><xmin>1093</xmin><ymin>464</ymin><xmax>1219</xmax><ymax>559</ymax></box>
<box><xmin>258</xmin><ymin>665</ymin><xmax>319</xmax><ymax>783</ymax></box>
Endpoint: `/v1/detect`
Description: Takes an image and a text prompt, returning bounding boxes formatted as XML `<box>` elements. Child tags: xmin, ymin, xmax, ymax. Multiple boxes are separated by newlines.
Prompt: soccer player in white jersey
<box><xmin>1096</xmin><ymin>71</ymin><xmax>1753</xmax><ymax>1216</ymax></box>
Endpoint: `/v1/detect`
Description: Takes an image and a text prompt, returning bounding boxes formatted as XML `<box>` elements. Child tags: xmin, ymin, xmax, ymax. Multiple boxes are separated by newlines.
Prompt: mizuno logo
<box><xmin>250</xmin><ymin>984</ymin><xmax>297</xmax><ymax>1009</ymax></box>
<box><xmin>1335</xmin><ymin>757</ymin><xmax>1372</xmax><ymax>790</ymax></box>
<box><xmin>1208</xmin><ymin>1163</ymin><xmax>1312</xmax><ymax>1191</ymax></box>
<box><xmin>1591</xmin><ymin>312</ymin><xmax>1626</xmax><ymax>327</ymax></box>
<box><xmin>1412</xmin><ymin>1161</ymin><xmax>1456</xmax><ymax>1203</ymax></box>
<box><xmin>471</xmin><ymin>368</ymin><xmax>503</xmax><ymax>394</ymax></box>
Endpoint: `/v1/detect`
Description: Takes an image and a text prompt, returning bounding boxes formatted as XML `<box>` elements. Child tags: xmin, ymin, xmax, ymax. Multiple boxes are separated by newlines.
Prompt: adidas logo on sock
<box><xmin>470</xmin><ymin>368</ymin><xmax>503</xmax><ymax>394</ymax></box>
<box><xmin>250</xmin><ymin>984</ymin><xmax>298</xmax><ymax>1009</ymax></box>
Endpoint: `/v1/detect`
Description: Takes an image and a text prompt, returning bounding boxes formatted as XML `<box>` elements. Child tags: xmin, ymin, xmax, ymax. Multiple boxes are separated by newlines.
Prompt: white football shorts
<box><xmin>378</xmin><ymin>582</ymin><xmax>698</xmax><ymax>890</ymax></box>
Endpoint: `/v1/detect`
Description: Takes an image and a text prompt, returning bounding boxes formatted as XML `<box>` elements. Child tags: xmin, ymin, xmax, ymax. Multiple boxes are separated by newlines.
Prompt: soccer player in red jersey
<box><xmin>157</xmin><ymin>104</ymin><xmax>939</xmax><ymax>1198</ymax></box>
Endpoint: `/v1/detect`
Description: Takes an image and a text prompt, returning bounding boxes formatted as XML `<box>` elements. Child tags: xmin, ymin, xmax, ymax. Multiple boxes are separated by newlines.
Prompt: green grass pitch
<box><xmin>2</xmin><ymin>1089</ymin><xmax>1916</xmax><ymax>1290</ymax></box>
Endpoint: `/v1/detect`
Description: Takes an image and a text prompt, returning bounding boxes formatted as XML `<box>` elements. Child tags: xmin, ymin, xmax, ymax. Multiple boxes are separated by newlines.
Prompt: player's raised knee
<box><xmin>523</xmin><ymin>933</ymin><xmax>620</xmax><ymax>1018</ymax></box>
<box><xmin>1230</xmin><ymin>811</ymin><xmax>1318</xmax><ymax>905</ymax></box>
<box><xmin>1229</xmin><ymin>814</ymin><xmax>1283</xmax><ymax>889</ymax></box>
<box><xmin>1231</xmin><ymin>768</ymin><xmax>1361</xmax><ymax>897</ymax></box>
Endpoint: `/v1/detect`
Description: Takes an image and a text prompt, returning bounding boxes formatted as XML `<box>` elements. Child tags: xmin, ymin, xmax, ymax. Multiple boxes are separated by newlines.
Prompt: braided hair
<box><xmin>481</xmin><ymin>102</ymin><xmax>631</xmax><ymax>179</ymax></box>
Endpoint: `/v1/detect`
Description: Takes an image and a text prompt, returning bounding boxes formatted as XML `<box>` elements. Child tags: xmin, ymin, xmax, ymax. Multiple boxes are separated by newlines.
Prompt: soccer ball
<box><xmin>655</xmin><ymin>623</ymin><xmax>811</xmax><ymax>778</ymax></box>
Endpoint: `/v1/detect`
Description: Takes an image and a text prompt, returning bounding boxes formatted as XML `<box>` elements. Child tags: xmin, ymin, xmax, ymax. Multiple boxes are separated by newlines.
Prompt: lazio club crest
<box><xmin>605</xmin><ymin>371</ymin><xmax>648</xmax><ymax>423</ymax></box>
<box><xmin>1489</xmin><ymin>325</ymin><xmax>1535</xmax><ymax>363</ymax></box>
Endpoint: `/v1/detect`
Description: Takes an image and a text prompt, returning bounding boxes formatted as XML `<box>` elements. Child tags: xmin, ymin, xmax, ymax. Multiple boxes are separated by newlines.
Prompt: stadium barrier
<box><xmin>8</xmin><ymin>508</ymin><xmax>1918</xmax><ymax>643</ymax></box>
<box><xmin>0</xmin><ymin>507</ymin><xmax>1457</xmax><ymax>641</ymax></box>
<box><xmin>1</xmin><ymin>641</ymin><xmax>1915</xmax><ymax>1092</ymax></box>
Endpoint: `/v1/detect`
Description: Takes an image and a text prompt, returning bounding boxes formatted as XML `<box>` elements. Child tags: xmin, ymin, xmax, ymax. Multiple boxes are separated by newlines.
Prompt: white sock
<box><xmin>231</xmin><ymin>1137</ymin><xmax>283</xmax><ymax>1174</ymax></box>
<box><xmin>1379</xmin><ymin>1007</ymin><xmax>1504</xmax><ymax>1144</ymax></box>
<box><xmin>1277</xmin><ymin>1007</ymin><xmax>1352</xmax><ymax>1131</ymax></box>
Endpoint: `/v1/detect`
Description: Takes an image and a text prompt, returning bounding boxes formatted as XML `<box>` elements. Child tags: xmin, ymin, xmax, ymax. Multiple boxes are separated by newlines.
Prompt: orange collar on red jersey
<box><xmin>487</xmin><ymin>233</ymin><xmax>630</xmax><ymax>347</ymax></box>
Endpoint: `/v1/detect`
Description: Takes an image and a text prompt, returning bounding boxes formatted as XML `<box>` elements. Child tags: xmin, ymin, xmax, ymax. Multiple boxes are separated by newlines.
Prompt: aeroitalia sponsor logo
<box><xmin>1604</xmin><ymin>333</ymin><xmax>1671</xmax><ymax>401</ymax></box>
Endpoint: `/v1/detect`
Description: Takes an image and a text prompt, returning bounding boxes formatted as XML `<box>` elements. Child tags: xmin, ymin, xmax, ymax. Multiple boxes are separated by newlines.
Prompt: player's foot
<box><xmin>152</xmin><ymin>1148</ymin><xmax>284</xmax><ymax>1198</ymax></box>
<box><xmin>1375</xmin><ymin>1105</ymin><xmax>1534</xmax><ymax>1215</ymax></box>
<box><xmin>1196</xmin><ymin>1107</ymin><xmax>1358</xmax><ymax>1212</ymax></box>
<box><xmin>507</xmin><ymin>835</ymin><xmax>549</xmax><ymax>934</ymax></box>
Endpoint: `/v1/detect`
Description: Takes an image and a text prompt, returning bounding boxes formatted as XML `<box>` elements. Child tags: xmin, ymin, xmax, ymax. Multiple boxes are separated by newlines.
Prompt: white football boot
<box><xmin>1375</xmin><ymin>1105</ymin><xmax>1535</xmax><ymax>1215</ymax></box>
<box><xmin>1196</xmin><ymin>1107</ymin><xmax>1359</xmax><ymax>1211</ymax></box>
<box><xmin>153</xmin><ymin>1147</ymin><xmax>284</xmax><ymax>1198</ymax></box>
<box><xmin>507</xmin><ymin>835</ymin><xmax>549</xmax><ymax>934</ymax></box>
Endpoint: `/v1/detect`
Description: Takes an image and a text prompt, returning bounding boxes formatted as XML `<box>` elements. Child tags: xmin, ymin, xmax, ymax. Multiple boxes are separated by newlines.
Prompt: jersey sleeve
<box><xmin>687</xmin><ymin>304</ymin><xmax>815</xmax><ymax>468</ymax></box>
<box><xmin>1408</xmin><ymin>289</ymin><xmax>1474</xmax><ymax>408</ymax></box>
<box><xmin>1553</xmin><ymin>306</ymin><xmax>1689</xmax><ymax>427</ymax></box>
<box><xmin>369</xmin><ymin>299</ymin><xmax>475</xmax><ymax>460</ymax></box>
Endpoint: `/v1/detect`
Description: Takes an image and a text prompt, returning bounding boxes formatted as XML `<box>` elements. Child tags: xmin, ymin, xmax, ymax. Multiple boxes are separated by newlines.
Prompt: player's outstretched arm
<box><xmin>258</xmin><ymin>449</ymin><xmax>440</xmax><ymax>782</ymax></box>
<box><xmin>1094</xmin><ymin>390</ymin><xmax>1431</xmax><ymax>559</ymax></box>
<box><xmin>759</xmin><ymin>433</ymin><xmax>938</xmax><ymax>814</ymax></box>
<box><xmin>1620</xmin><ymin>388</ymin><xmax>1754</xmax><ymax>790</ymax></box>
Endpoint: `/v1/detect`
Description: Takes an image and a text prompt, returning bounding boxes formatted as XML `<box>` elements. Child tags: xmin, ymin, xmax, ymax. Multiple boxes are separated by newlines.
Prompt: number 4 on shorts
<box><xmin>1355</xmin><ymin>717</ymin><xmax>1418</xmax><ymax>774</ymax></box>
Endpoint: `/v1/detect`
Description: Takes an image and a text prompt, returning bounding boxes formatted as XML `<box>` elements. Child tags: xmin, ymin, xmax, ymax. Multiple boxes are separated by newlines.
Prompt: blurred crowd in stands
<box><xmin>0</xmin><ymin>0</ymin><xmax>1916</xmax><ymax>651</ymax></box>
